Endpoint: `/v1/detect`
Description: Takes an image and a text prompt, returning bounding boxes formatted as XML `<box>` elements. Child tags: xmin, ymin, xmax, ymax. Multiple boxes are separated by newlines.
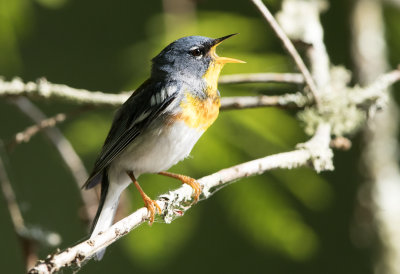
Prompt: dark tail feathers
<box><xmin>89</xmin><ymin>170</ymin><xmax>109</xmax><ymax>235</ymax></box>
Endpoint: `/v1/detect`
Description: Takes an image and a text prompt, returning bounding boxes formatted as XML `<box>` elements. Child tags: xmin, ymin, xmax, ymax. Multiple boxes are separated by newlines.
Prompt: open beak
<box><xmin>209</xmin><ymin>33</ymin><xmax>245</xmax><ymax>64</ymax></box>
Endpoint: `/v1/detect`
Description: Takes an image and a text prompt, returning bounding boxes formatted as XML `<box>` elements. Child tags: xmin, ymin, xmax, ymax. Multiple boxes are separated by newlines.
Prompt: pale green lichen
<box><xmin>298</xmin><ymin>66</ymin><xmax>370</xmax><ymax>136</ymax></box>
<box><xmin>299</xmin><ymin>104</ymin><xmax>366</xmax><ymax>136</ymax></box>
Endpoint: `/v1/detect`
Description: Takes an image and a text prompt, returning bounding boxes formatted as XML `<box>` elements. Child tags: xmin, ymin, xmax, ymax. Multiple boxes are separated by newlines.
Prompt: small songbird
<box><xmin>83</xmin><ymin>34</ymin><xmax>244</xmax><ymax>260</ymax></box>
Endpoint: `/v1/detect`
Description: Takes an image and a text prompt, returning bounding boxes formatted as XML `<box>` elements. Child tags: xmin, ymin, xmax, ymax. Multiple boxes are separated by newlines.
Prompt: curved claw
<box><xmin>158</xmin><ymin>171</ymin><xmax>202</xmax><ymax>203</ymax></box>
<box><xmin>127</xmin><ymin>171</ymin><xmax>162</xmax><ymax>225</ymax></box>
<box><xmin>143</xmin><ymin>197</ymin><xmax>162</xmax><ymax>224</ymax></box>
<box><xmin>184</xmin><ymin>178</ymin><xmax>201</xmax><ymax>203</ymax></box>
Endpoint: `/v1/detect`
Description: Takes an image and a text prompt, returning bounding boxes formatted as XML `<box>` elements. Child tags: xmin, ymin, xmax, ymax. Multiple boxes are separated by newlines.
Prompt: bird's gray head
<box><xmin>151</xmin><ymin>34</ymin><xmax>244</xmax><ymax>83</ymax></box>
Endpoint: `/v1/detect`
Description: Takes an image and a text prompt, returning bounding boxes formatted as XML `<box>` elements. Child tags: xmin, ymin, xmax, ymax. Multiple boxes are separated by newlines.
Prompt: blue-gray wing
<box><xmin>83</xmin><ymin>79</ymin><xmax>179</xmax><ymax>189</ymax></box>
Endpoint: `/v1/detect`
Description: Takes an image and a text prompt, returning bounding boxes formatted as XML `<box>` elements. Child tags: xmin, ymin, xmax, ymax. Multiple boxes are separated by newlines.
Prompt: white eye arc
<box><xmin>189</xmin><ymin>46</ymin><xmax>203</xmax><ymax>58</ymax></box>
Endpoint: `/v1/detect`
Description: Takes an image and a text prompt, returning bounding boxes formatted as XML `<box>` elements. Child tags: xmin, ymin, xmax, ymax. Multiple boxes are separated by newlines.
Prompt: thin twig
<box><xmin>220</xmin><ymin>92</ymin><xmax>309</xmax><ymax>110</ymax></box>
<box><xmin>10</xmin><ymin>113</ymin><xmax>66</xmax><ymax>146</ymax></box>
<box><xmin>0</xmin><ymin>144</ymin><xmax>25</xmax><ymax>234</ymax></box>
<box><xmin>29</xmin><ymin>124</ymin><xmax>333</xmax><ymax>274</ymax></box>
<box><xmin>8</xmin><ymin>106</ymin><xmax>92</xmax><ymax>151</ymax></box>
<box><xmin>0</xmin><ymin>77</ymin><xmax>130</xmax><ymax>106</ymax></box>
<box><xmin>0</xmin><ymin>144</ymin><xmax>37</xmax><ymax>270</ymax></box>
<box><xmin>356</xmin><ymin>69</ymin><xmax>400</xmax><ymax>105</ymax></box>
<box><xmin>7</xmin><ymin>94</ymin><xmax>309</xmax><ymax>157</ymax></box>
<box><xmin>250</xmin><ymin>0</ymin><xmax>321</xmax><ymax>106</ymax></box>
<box><xmin>12</xmin><ymin>98</ymin><xmax>98</xmax><ymax>223</ymax></box>
<box><xmin>276</xmin><ymin>0</ymin><xmax>331</xmax><ymax>88</ymax></box>
<box><xmin>0</xmin><ymin>142</ymin><xmax>62</xmax><ymax>270</ymax></box>
<box><xmin>219</xmin><ymin>72</ymin><xmax>304</xmax><ymax>84</ymax></box>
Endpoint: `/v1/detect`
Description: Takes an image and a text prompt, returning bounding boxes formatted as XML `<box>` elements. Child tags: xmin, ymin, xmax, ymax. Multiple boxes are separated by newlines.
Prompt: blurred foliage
<box><xmin>122</xmin><ymin>209</ymin><xmax>199</xmax><ymax>270</ymax></box>
<box><xmin>64</xmin><ymin>112</ymin><xmax>113</xmax><ymax>157</ymax></box>
<box><xmin>0</xmin><ymin>0</ymin><xmax>399</xmax><ymax>273</ymax></box>
<box><xmin>0</xmin><ymin>0</ymin><xmax>32</xmax><ymax>74</ymax></box>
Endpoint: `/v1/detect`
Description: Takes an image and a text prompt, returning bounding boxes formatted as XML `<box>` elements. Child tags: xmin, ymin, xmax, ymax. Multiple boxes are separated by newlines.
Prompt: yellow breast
<box><xmin>202</xmin><ymin>61</ymin><xmax>224</xmax><ymax>98</ymax></box>
<box><xmin>177</xmin><ymin>92</ymin><xmax>220</xmax><ymax>131</ymax></box>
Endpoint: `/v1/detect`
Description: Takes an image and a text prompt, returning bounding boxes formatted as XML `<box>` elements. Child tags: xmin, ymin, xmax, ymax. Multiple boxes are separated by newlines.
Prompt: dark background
<box><xmin>0</xmin><ymin>0</ymin><xmax>399</xmax><ymax>273</ymax></box>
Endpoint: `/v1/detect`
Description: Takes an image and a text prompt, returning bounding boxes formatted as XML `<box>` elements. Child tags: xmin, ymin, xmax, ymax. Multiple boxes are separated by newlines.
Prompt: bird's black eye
<box><xmin>189</xmin><ymin>47</ymin><xmax>202</xmax><ymax>57</ymax></box>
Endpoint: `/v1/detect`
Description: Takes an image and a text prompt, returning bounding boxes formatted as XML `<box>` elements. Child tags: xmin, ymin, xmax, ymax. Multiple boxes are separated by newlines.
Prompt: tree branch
<box><xmin>218</xmin><ymin>72</ymin><xmax>304</xmax><ymax>84</ymax></box>
<box><xmin>28</xmin><ymin>123</ymin><xmax>333</xmax><ymax>274</ymax></box>
<box><xmin>250</xmin><ymin>0</ymin><xmax>321</xmax><ymax>106</ymax></box>
<box><xmin>10</xmin><ymin>112</ymin><xmax>67</xmax><ymax>147</ymax></box>
<box><xmin>8</xmin><ymin>106</ymin><xmax>91</xmax><ymax>151</ymax></box>
<box><xmin>0</xmin><ymin>143</ymin><xmax>61</xmax><ymax>270</ymax></box>
<box><xmin>220</xmin><ymin>92</ymin><xmax>309</xmax><ymax>110</ymax></box>
<box><xmin>0</xmin><ymin>76</ymin><xmax>305</xmax><ymax>109</ymax></box>
<box><xmin>276</xmin><ymin>0</ymin><xmax>331</xmax><ymax>88</ymax></box>
<box><xmin>0</xmin><ymin>77</ymin><xmax>129</xmax><ymax>106</ymax></box>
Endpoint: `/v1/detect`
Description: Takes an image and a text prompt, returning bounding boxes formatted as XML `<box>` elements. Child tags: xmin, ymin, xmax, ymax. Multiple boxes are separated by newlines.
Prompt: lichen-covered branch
<box><xmin>354</xmin><ymin>68</ymin><xmax>400</xmax><ymax>106</ymax></box>
<box><xmin>28</xmin><ymin>123</ymin><xmax>333</xmax><ymax>274</ymax></box>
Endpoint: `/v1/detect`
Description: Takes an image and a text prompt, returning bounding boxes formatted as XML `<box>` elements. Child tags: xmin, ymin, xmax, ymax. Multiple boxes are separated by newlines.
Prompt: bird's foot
<box><xmin>127</xmin><ymin>171</ymin><xmax>161</xmax><ymax>225</ymax></box>
<box><xmin>141</xmin><ymin>193</ymin><xmax>162</xmax><ymax>224</ymax></box>
<box><xmin>158</xmin><ymin>172</ymin><xmax>202</xmax><ymax>203</ymax></box>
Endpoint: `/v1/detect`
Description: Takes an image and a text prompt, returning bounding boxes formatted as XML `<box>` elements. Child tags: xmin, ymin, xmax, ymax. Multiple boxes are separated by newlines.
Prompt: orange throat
<box><xmin>173</xmin><ymin>37</ymin><xmax>245</xmax><ymax>132</ymax></box>
<box><xmin>177</xmin><ymin>92</ymin><xmax>221</xmax><ymax>131</ymax></box>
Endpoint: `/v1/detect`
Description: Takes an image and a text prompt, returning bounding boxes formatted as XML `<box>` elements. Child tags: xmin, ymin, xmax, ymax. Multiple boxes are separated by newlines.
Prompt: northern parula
<box><xmin>83</xmin><ymin>34</ymin><xmax>244</xmax><ymax>260</ymax></box>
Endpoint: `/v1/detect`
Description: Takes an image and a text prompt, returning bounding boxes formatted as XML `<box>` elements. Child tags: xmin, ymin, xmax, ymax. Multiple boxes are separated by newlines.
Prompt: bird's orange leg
<box><xmin>127</xmin><ymin>171</ymin><xmax>161</xmax><ymax>224</ymax></box>
<box><xmin>158</xmin><ymin>171</ymin><xmax>201</xmax><ymax>203</ymax></box>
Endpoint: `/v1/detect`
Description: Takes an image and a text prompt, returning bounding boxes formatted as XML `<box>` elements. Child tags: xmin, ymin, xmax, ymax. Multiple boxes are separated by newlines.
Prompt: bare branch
<box><xmin>28</xmin><ymin>123</ymin><xmax>333</xmax><ymax>274</ymax></box>
<box><xmin>11</xmin><ymin>113</ymin><xmax>67</xmax><ymax>146</ymax></box>
<box><xmin>0</xmin><ymin>146</ymin><xmax>25</xmax><ymax>235</ymax></box>
<box><xmin>355</xmin><ymin>69</ymin><xmax>400</xmax><ymax>106</ymax></box>
<box><xmin>0</xmin><ymin>77</ymin><xmax>130</xmax><ymax>106</ymax></box>
<box><xmin>0</xmin><ymin>144</ymin><xmax>61</xmax><ymax>270</ymax></box>
<box><xmin>218</xmin><ymin>72</ymin><xmax>304</xmax><ymax>84</ymax></box>
<box><xmin>8</xmin><ymin>106</ymin><xmax>91</xmax><ymax>151</ymax></box>
<box><xmin>0</xmin><ymin>76</ymin><xmax>306</xmax><ymax>110</ymax></box>
<box><xmin>6</xmin><ymin>91</ymin><xmax>309</xmax><ymax>158</ymax></box>
<box><xmin>276</xmin><ymin>0</ymin><xmax>331</xmax><ymax>88</ymax></box>
<box><xmin>220</xmin><ymin>92</ymin><xmax>309</xmax><ymax>110</ymax></box>
<box><xmin>250</xmin><ymin>0</ymin><xmax>321</xmax><ymax>106</ymax></box>
<box><xmin>0</xmin><ymin>151</ymin><xmax>36</xmax><ymax>270</ymax></box>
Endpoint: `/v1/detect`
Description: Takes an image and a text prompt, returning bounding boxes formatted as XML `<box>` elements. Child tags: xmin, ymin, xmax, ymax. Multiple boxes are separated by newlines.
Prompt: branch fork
<box><xmin>296</xmin><ymin>123</ymin><xmax>333</xmax><ymax>172</ymax></box>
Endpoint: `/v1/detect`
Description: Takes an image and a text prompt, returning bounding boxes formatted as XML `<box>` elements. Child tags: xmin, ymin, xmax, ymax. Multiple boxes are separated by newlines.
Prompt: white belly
<box><xmin>108</xmin><ymin>120</ymin><xmax>204</xmax><ymax>185</ymax></box>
